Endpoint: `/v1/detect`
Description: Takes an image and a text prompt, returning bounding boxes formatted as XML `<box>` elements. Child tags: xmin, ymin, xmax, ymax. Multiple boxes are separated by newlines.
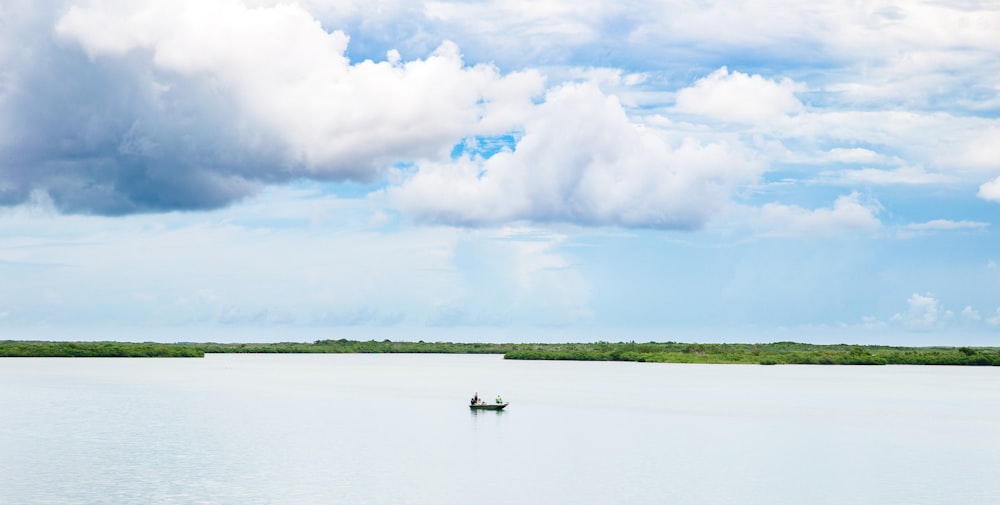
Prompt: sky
<box><xmin>1</xmin><ymin>0</ymin><xmax>999</xmax><ymax>344</ymax></box>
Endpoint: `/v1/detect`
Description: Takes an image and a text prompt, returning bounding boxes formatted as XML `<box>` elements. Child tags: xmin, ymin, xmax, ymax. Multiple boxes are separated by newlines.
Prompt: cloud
<box><xmin>673</xmin><ymin>67</ymin><xmax>804</xmax><ymax>123</ymax></box>
<box><xmin>54</xmin><ymin>0</ymin><xmax>546</xmax><ymax>176</ymax></box>
<box><xmin>825</xmin><ymin>148</ymin><xmax>885</xmax><ymax>164</ymax></box>
<box><xmin>891</xmin><ymin>293</ymin><xmax>952</xmax><ymax>330</ymax></box>
<box><xmin>786</xmin><ymin>111</ymin><xmax>995</xmax><ymax>166</ymax></box>
<box><xmin>903</xmin><ymin>220</ymin><xmax>988</xmax><ymax>232</ymax></box>
<box><xmin>896</xmin><ymin>219</ymin><xmax>989</xmax><ymax>239</ymax></box>
<box><xmin>752</xmin><ymin>109</ymin><xmax>1000</xmax><ymax>195</ymax></box>
<box><xmin>3</xmin><ymin>0</ymin><xmax>999</xmax><ymax>230</ymax></box>
<box><xmin>939</xmin><ymin>127</ymin><xmax>1000</xmax><ymax>172</ymax></box>
<box><xmin>314</xmin><ymin>0</ymin><xmax>1000</xmax><ymax>99</ymax></box>
<box><xmin>750</xmin><ymin>192</ymin><xmax>881</xmax><ymax>236</ymax></box>
<box><xmin>387</xmin><ymin>82</ymin><xmax>762</xmax><ymax>229</ymax></box>
<box><xmin>961</xmin><ymin>306</ymin><xmax>981</xmax><ymax>322</ymax></box>
<box><xmin>979</xmin><ymin>176</ymin><xmax>1000</xmax><ymax>203</ymax></box>
<box><xmin>820</xmin><ymin>166</ymin><xmax>953</xmax><ymax>186</ymax></box>
<box><xmin>423</xmin><ymin>0</ymin><xmax>606</xmax><ymax>50</ymax></box>
<box><xmin>988</xmin><ymin>308</ymin><xmax>1000</xmax><ymax>328</ymax></box>
<box><xmin>1</xmin><ymin>0</ymin><xmax>543</xmax><ymax>214</ymax></box>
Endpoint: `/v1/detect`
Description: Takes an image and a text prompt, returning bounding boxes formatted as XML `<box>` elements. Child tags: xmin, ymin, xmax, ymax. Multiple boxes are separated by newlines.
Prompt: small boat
<box><xmin>470</xmin><ymin>402</ymin><xmax>508</xmax><ymax>410</ymax></box>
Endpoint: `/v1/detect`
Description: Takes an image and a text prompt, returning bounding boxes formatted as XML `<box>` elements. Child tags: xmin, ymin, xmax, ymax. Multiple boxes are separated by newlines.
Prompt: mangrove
<box><xmin>1</xmin><ymin>339</ymin><xmax>998</xmax><ymax>365</ymax></box>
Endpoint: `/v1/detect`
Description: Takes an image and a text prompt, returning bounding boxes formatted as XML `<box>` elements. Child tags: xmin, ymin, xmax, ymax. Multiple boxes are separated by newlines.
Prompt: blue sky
<box><xmin>1</xmin><ymin>0</ymin><xmax>999</xmax><ymax>344</ymax></box>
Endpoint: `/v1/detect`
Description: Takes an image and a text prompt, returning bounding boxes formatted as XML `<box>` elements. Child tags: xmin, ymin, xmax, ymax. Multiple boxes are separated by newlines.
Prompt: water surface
<box><xmin>1</xmin><ymin>354</ymin><xmax>998</xmax><ymax>504</ymax></box>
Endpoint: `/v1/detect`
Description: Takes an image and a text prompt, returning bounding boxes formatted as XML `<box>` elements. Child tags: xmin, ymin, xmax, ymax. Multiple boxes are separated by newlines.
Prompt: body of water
<box><xmin>1</xmin><ymin>354</ymin><xmax>998</xmax><ymax>504</ymax></box>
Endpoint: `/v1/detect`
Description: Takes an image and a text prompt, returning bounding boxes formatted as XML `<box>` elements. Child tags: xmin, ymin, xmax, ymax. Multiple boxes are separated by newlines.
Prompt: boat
<box><xmin>470</xmin><ymin>402</ymin><xmax>508</xmax><ymax>410</ymax></box>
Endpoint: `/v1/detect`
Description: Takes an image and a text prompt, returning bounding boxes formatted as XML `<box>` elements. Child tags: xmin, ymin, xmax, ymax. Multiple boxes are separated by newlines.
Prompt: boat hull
<box><xmin>470</xmin><ymin>403</ymin><xmax>508</xmax><ymax>410</ymax></box>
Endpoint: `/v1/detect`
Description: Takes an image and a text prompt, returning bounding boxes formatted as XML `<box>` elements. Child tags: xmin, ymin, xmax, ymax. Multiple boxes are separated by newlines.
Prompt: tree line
<box><xmin>1</xmin><ymin>339</ymin><xmax>998</xmax><ymax>365</ymax></box>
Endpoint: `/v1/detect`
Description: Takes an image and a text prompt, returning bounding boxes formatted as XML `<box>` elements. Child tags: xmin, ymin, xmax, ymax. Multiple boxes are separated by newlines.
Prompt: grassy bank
<box><xmin>1</xmin><ymin>339</ymin><xmax>998</xmax><ymax>365</ymax></box>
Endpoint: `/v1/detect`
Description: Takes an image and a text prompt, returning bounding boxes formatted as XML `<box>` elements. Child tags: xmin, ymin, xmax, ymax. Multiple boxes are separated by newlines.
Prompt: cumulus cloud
<box><xmin>750</xmin><ymin>192</ymin><xmax>881</xmax><ymax>236</ymax></box>
<box><xmin>979</xmin><ymin>176</ymin><xmax>1000</xmax><ymax>203</ymax></box>
<box><xmin>891</xmin><ymin>293</ymin><xmax>952</xmax><ymax>330</ymax></box>
<box><xmin>1</xmin><ymin>0</ymin><xmax>542</xmax><ymax>214</ymax></box>
<box><xmin>58</xmin><ymin>2</ymin><xmax>544</xmax><ymax>173</ymax></box>
<box><xmin>3</xmin><ymin>0</ymin><xmax>999</xmax><ymax>229</ymax></box>
<box><xmin>387</xmin><ymin>82</ymin><xmax>762</xmax><ymax>229</ymax></box>
<box><xmin>961</xmin><ymin>306</ymin><xmax>981</xmax><ymax>322</ymax></box>
<box><xmin>673</xmin><ymin>67</ymin><xmax>804</xmax><ymax>123</ymax></box>
<box><xmin>3</xmin><ymin>0</ymin><xmax>769</xmax><ymax>227</ymax></box>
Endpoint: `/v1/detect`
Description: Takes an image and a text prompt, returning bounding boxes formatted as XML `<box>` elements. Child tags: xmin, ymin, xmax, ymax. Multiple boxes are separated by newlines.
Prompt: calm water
<box><xmin>1</xmin><ymin>354</ymin><xmax>998</xmax><ymax>505</ymax></box>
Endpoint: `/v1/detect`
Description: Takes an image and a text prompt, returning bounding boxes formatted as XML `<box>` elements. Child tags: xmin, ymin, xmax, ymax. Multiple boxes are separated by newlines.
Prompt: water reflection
<box><xmin>469</xmin><ymin>407</ymin><xmax>506</xmax><ymax>416</ymax></box>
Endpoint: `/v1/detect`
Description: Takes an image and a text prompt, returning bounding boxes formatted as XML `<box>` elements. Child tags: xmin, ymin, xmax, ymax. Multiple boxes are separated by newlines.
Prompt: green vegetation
<box><xmin>190</xmin><ymin>339</ymin><xmax>527</xmax><ymax>355</ymax></box>
<box><xmin>1</xmin><ymin>339</ymin><xmax>998</xmax><ymax>365</ymax></box>
<box><xmin>0</xmin><ymin>339</ymin><xmax>521</xmax><ymax>358</ymax></box>
<box><xmin>503</xmin><ymin>341</ymin><xmax>1000</xmax><ymax>366</ymax></box>
<box><xmin>0</xmin><ymin>340</ymin><xmax>204</xmax><ymax>357</ymax></box>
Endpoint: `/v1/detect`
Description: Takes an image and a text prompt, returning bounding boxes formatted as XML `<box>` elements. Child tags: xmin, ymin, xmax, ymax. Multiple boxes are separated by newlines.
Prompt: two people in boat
<box><xmin>470</xmin><ymin>392</ymin><xmax>503</xmax><ymax>405</ymax></box>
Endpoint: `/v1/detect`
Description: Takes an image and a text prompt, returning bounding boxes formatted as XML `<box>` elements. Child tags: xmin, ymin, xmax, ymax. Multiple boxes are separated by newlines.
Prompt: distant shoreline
<box><xmin>1</xmin><ymin>339</ymin><xmax>998</xmax><ymax>365</ymax></box>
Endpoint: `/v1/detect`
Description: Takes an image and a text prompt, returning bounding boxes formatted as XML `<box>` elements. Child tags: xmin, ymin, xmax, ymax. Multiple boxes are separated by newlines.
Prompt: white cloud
<box><xmin>988</xmin><ymin>308</ymin><xmax>1000</xmax><ymax>328</ymax></box>
<box><xmin>750</xmin><ymin>192</ymin><xmax>881</xmax><ymax>236</ymax></box>
<box><xmin>897</xmin><ymin>219</ymin><xmax>989</xmax><ymax>238</ymax></box>
<box><xmin>903</xmin><ymin>220</ymin><xmax>988</xmax><ymax>232</ymax></box>
<box><xmin>825</xmin><ymin>148</ymin><xmax>884</xmax><ymax>164</ymax></box>
<box><xmin>4</xmin><ymin>0</ymin><xmax>999</xmax><ymax>226</ymax></box>
<box><xmin>940</xmin><ymin>127</ymin><xmax>1000</xmax><ymax>172</ymax></box>
<box><xmin>758</xmin><ymin>109</ymin><xmax>1000</xmax><ymax>191</ymax></box>
<box><xmin>54</xmin><ymin>0</ymin><xmax>544</xmax><ymax>179</ymax></box>
<box><xmin>826</xmin><ymin>49</ymin><xmax>999</xmax><ymax>109</ymax></box>
<box><xmin>821</xmin><ymin>166</ymin><xmax>952</xmax><ymax>186</ymax></box>
<box><xmin>788</xmin><ymin>111</ymin><xmax>992</xmax><ymax>163</ymax></box>
<box><xmin>674</xmin><ymin>67</ymin><xmax>804</xmax><ymax>123</ymax></box>
<box><xmin>4</xmin><ymin>0</ymin><xmax>1000</xmax><ymax>345</ymax></box>
<box><xmin>961</xmin><ymin>306</ymin><xmax>981</xmax><ymax>322</ymax></box>
<box><xmin>891</xmin><ymin>293</ymin><xmax>952</xmax><ymax>330</ymax></box>
<box><xmin>387</xmin><ymin>82</ymin><xmax>762</xmax><ymax>229</ymax></box>
<box><xmin>424</xmin><ymin>0</ymin><xmax>603</xmax><ymax>47</ymax></box>
<box><xmin>979</xmin><ymin>176</ymin><xmax>1000</xmax><ymax>203</ymax></box>
<box><xmin>314</xmin><ymin>0</ymin><xmax>1000</xmax><ymax>100</ymax></box>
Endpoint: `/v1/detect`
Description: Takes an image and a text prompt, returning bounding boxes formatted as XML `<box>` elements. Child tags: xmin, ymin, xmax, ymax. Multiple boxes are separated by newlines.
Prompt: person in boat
<box><xmin>471</xmin><ymin>392</ymin><xmax>480</xmax><ymax>406</ymax></box>
<box><xmin>495</xmin><ymin>394</ymin><xmax>503</xmax><ymax>404</ymax></box>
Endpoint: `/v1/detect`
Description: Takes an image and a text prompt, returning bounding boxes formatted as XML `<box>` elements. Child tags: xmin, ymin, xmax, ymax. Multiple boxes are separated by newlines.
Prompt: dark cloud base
<box><xmin>1</xmin><ymin>35</ymin><xmax>297</xmax><ymax>215</ymax></box>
